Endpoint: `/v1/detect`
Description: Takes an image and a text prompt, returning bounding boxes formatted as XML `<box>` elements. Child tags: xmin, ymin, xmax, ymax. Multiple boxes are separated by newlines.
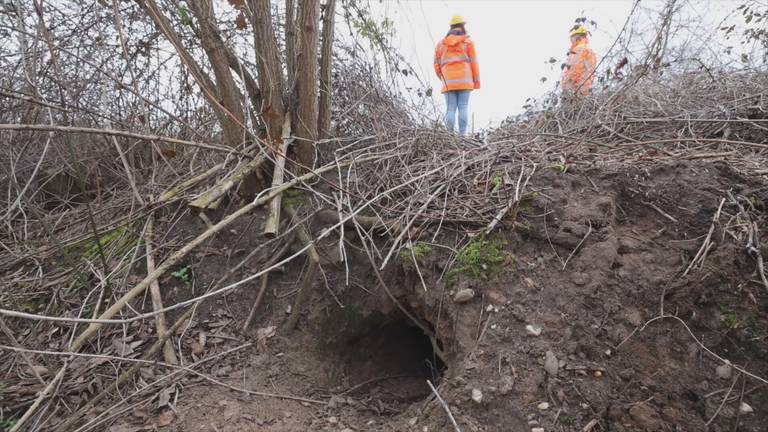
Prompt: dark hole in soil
<box><xmin>339</xmin><ymin>311</ymin><xmax>446</xmax><ymax>402</ymax></box>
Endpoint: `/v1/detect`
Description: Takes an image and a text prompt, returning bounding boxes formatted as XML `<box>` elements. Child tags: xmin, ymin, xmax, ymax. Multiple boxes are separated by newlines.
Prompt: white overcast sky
<box><xmin>371</xmin><ymin>0</ymin><xmax>745</xmax><ymax>129</ymax></box>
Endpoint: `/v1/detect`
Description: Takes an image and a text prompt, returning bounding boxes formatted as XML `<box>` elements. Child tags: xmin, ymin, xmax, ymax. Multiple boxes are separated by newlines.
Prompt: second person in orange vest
<box><xmin>561</xmin><ymin>25</ymin><xmax>598</xmax><ymax>97</ymax></box>
<box><xmin>434</xmin><ymin>15</ymin><xmax>480</xmax><ymax>135</ymax></box>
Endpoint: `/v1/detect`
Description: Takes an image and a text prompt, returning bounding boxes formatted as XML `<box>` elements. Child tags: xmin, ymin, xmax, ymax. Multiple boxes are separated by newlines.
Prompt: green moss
<box><xmin>546</xmin><ymin>163</ymin><xmax>567</xmax><ymax>173</ymax></box>
<box><xmin>492</xmin><ymin>172</ymin><xmax>504</xmax><ymax>189</ymax></box>
<box><xmin>400</xmin><ymin>242</ymin><xmax>432</xmax><ymax>268</ymax></box>
<box><xmin>65</xmin><ymin>225</ymin><xmax>140</xmax><ymax>263</ymax></box>
<box><xmin>0</xmin><ymin>416</ymin><xmax>17</xmax><ymax>429</ymax></box>
<box><xmin>518</xmin><ymin>200</ymin><xmax>535</xmax><ymax>217</ymax></box>
<box><xmin>446</xmin><ymin>237</ymin><xmax>510</xmax><ymax>284</ymax></box>
<box><xmin>282</xmin><ymin>189</ymin><xmax>307</xmax><ymax>207</ymax></box>
<box><xmin>749</xmin><ymin>195</ymin><xmax>765</xmax><ymax>211</ymax></box>
<box><xmin>720</xmin><ymin>307</ymin><xmax>741</xmax><ymax>330</ymax></box>
<box><xmin>559</xmin><ymin>415</ymin><xmax>575</xmax><ymax>426</ymax></box>
<box><xmin>171</xmin><ymin>265</ymin><xmax>192</xmax><ymax>284</ymax></box>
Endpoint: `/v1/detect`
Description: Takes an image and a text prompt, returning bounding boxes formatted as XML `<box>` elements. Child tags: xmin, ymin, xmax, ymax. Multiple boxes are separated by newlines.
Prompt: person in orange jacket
<box><xmin>561</xmin><ymin>25</ymin><xmax>597</xmax><ymax>97</ymax></box>
<box><xmin>434</xmin><ymin>15</ymin><xmax>480</xmax><ymax>135</ymax></box>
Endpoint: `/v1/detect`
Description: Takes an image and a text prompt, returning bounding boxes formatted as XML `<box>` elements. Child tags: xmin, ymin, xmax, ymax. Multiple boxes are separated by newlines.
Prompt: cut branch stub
<box><xmin>189</xmin><ymin>155</ymin><xmax>265</xmax><ymax>211</ymax></box>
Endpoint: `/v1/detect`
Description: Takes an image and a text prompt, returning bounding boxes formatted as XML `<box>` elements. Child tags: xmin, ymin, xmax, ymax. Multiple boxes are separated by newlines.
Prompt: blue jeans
<box><xmin>444</xmin><ymin>90</ymin><xmax>471</xmax><ymax>134</ymax></box>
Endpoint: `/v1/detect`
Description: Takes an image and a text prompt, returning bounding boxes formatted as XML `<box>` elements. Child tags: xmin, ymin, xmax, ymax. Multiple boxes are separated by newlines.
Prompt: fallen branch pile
<box><xmin>0</xmin><ymin>70</ymin><xmax>766</xmax><ymax>431</ymax></box>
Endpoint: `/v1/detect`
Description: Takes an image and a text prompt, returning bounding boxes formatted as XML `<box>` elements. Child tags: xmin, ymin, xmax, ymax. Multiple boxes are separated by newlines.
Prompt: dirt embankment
<box><xmin>110</xmin><ymin>161</ymin><xmax>767</xmax><ymax>432</ymax></box>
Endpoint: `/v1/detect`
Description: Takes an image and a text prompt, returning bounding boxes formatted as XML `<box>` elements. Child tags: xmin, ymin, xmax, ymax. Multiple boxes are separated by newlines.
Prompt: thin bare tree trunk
<box><xmin>188</xmin><ymin>0</ymin><xmax>245</xmax><ymax>147</ymax></box>
<box><xmin>285</xmin><ymin>0</ymin><xmax>297</xmax><ymax>86</ymax></box>
<box><xmin>318</xmin><ymin>0</ymin><xmax>336</xmax><ymax>140</ymax></box>
<box><xmin>294</xmin><ymin>0</ymin><xmax>320</xmax><ymax>168</ymax></box>
<box><xmin>135</xmin><ymin>0</ymin><xmax>244</xmax><ymax>147</ymax></box>
<box><xmin>264</xmin><ymin>115</ymin><xmax>292</xmax><ymax>236</ymax></box>
<box><xmin>247</xmin><ymin>0</ymin><xmax>286</xmax><ymax>143</ymax></box>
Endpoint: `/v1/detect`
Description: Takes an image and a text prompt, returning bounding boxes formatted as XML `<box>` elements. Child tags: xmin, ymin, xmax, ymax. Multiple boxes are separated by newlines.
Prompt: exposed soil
<box><xmin>107</xmin><ymin>161</ymin><xmax>767</xmax><ymax>432</ymax></box>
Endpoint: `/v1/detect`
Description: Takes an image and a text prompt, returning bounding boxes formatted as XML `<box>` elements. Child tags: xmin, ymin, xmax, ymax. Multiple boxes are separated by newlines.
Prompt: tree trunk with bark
<box><xmin>188</xmin><ymin>0</ymin><xmax>245</xmax><ymax>147</ymax></box>
<box><xmin>135</xmin><ymin>0</ymin><xmax>241</xmax><ymax>147</ymax></box>
<box><xmin>318</xmin><ymin>0</ymin><xmax>336</xmax><ymax>140</ymax></box>
<box><xmin>294</xmin><ymin>0</ymin><xmax>320</xmax><ymax>168</ymax></box>
<box><xmin>247</xmin><ymin>0</ymin><xmax>286</xmax><ymax>143</ymax></box>
<box><xmin>285</xmin><ymin>0</ymin><xmax>297</xmax><ymax>87</ymax></box>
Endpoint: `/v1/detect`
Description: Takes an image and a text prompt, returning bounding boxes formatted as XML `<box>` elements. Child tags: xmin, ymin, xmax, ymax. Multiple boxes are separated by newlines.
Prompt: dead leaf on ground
<box><xmin>155</xmin><ymin>409</ymin><xmax>176</xmax><ymax>428</ymax></box>
<box><xmin>30</xmin><ymin>365</ymin><xmax>49</xmax><ymax>376</ymax></box>
<box><xmin>190</xmin><ymin>331</ymin><xmax>207</xmax><ymax>355</ymax></box>
<box><xmin>157</xmin><ymin>386</ymin><xmax>174</xmax><ymax>409</ymax></box>
<box><xmin>257</xmin><ymin>325</ymin><xmax>277</xmax><ymax>349</ymax></box>
<box><xmin>112</xmin><ymin>339</ymin><xmax>135</xmax><ymax>357</ymax></box>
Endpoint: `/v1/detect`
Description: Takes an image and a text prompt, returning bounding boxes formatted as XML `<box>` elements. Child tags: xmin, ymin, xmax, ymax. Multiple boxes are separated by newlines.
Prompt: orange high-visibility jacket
<box><xmin>434</xmin><ymin>34</ymin><xmax>480</xmax><ymax>93</ymax></box>
<box><xmin>562</xmin><ymin>38</ymin><xmax>597</xmax><ymax>96</ymax></box>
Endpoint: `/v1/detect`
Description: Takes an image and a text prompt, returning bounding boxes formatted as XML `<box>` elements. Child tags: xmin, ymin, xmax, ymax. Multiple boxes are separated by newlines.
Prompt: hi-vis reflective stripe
<box><xmin>444</xmin><ymin>78</ymin><xmax>474</xmax><ymax>84</ymax></box>
<box><xmin>443</xmin><ymin>63</ymin><xmax>473</xmax><ymax>84</ymax></box>
<box><xmin>440</xmin><ymin>55</ymin><xmax>469</xmax><ymax>65</ymax></box>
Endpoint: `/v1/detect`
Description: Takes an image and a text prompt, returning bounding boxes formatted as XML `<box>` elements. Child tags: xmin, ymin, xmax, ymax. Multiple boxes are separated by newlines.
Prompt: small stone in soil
<box><xmin>739</xmin><ymin>402</ymin><xmax>753</xmax><ymax>414</ymax></box>
<box><xmin>471</xmin><ymin>388</ymin><xmax>483</xmax><ymax>403</ymax></box>
<box><xmin>525</xmin><ymin>324</ymin><xmax>542</xmax><ymax>336</ymax></box>
<box><xmin>454</xmin><ymin>289</ymin><xmax>475</xmax><ymax>303</ymax></box>
<box><xmin>328</xmin><ymin>417</ymin><xmax>338</xmax><ymax>425</ymax></box>
<box><xmin>619</xmin><ymin>368</ymin><xmax>635</xmax><ymax>380</ymax></box>
<box><xmin>715</xmin><ymin>362</ymin><xmax>732</xmax><ymax>379</ymax></box>
<box><xmin>500</xmin><ymin>376</ymin><xmax>514</xmax><ymax>395</ymax></box>
<box><xmin>544</xmin><ymin>351</ymin><xmax>559</xmax><ymax>376</ymax></box>
<box><xmin>537</xmin><ymin>402</ymin><xmax>549</xmax><ymax>410</ymax></box>
<box><xmin>531</xmin><ymin>428</ymin><xmax>545</xmax><ymax>432</ymax></box>
<box><xmin>328</xmin><ymin>395</ymin><xmax>344</xmax><ymax>409</ymax></box>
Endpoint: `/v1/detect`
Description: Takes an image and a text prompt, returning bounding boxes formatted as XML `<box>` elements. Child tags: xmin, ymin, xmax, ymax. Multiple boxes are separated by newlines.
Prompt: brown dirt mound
<box><xmin>108</xmin><ymin>161</ymin><xmax>766</xmax><ymax>432</ymax></box>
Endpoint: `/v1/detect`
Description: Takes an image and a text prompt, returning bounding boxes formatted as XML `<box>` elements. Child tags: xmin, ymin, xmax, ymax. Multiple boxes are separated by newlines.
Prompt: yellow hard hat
<box><xmin>450</xmin><ymin>15</ymin><xmax>466</xmax><ymax>26</ymax></box>
<box><xmin>570</xmin><ymin>25</ymin><xmax>588</xmax><ymax>37</ymax></box>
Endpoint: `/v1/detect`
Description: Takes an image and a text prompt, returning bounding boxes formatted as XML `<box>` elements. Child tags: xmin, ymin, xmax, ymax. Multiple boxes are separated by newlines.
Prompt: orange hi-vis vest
<box><xmin>562</xmin><ymin>38</ymin><xmax>597</xmax><ymax>96</ymax></box>
<box><xmin>434</xmin><ymin>34</ymin><xmax>480</xmax><ymax>93</ymax></box>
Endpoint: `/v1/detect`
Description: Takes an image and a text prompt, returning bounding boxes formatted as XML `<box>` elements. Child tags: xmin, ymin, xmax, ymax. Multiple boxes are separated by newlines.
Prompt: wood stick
<box><xmin>0</xmin><ymin>123</ymin><xmax>237</xmax><ymax>153</ymax></box>
<box><xmin>243</xmin><ymin>240</ymin><xmax>294</xmax><ymax>330</ymax></box>
<box><xmin>0</xmin><ymin>315</ymin><xmax>47</xmax><ymax>385</ymax></box>
<box><xmin>145</xmin><ymin>215</ymin><xmax>178</xmax><ymax>365</ymax></box>
<box><xmin>9</xmin><ymin>361</ymin><xmax>69</xmax><ymax>432</ymax></box>
<box><xmin>620</xmin><ymin>137</ymin><xmax>768</xmax><ymax>151</ymax></box>
<box><xmin>284</xmin><ymin>204</ymin><xmax>320</xmax><ymax>331</ymax></box>
<box><xmin>683</xmin><ymin>198</ymin><xmax>725</xmax><ymax>276</ymax></box>
<box><xmin>314</xmin><ymin>209</ymin><xmax>400</xmax><ymax>231</ymax></box>
<box><xmin>113</xmin><ymin>138</ymin><xmax>143</xmax><ymax>204</ymax></box>
<box><xmin>563</xmin><ymin>220</ymin><xmax>593</xmax><ymax>270</ymax></box>
<box><xmin>68</xmin><ymin>156</ymin><xmax>368</xmax><ymax>351</ymax></box>
<box><xmin>643</xmin><ymin>201</ymin><xmax>679</xmax><ymax>224</ymax></box>
<box><xmin>427</xmin><ymin>380</ymin><xmax>462</xmax><ymax>432</ymax></box>
<box><xmin>484</xmin><ymin>163</ymin><xmax>536</xmax><ymax>235</ymax></box>
<box><xmin>264</xmin><ymin>114</ymin><xmax>292</xmax><ymax>237</ymax></box>
<box><xmin>116</xmin><ymin>140</ymin><xmax>175</xmax><ymax>363</ymax></box>
<box><xmin>156</xmin><ymin>162</ymin><xmax>225</xmax><ymax>203</ymax></box>
<box><xmin>54</xmin><ymin>309</ymin><xmax>194</xmax><ymax>432</ymax></box>
<box><xmin>189</xmin><ymin>154</ymin><xmax>265</xmax><ymax>211</ymax></box>
<box><xmin>379</xmin><ymin>184</ymin><xmax>446</xmax><ymax>270</ymax></box>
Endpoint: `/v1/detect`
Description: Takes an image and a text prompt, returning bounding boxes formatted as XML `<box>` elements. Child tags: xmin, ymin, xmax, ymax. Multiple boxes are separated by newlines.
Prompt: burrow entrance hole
<box><xmin>332</xmin><ymin>310</ymin><xmax>447</xmax><ymax>403</ymax></box>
